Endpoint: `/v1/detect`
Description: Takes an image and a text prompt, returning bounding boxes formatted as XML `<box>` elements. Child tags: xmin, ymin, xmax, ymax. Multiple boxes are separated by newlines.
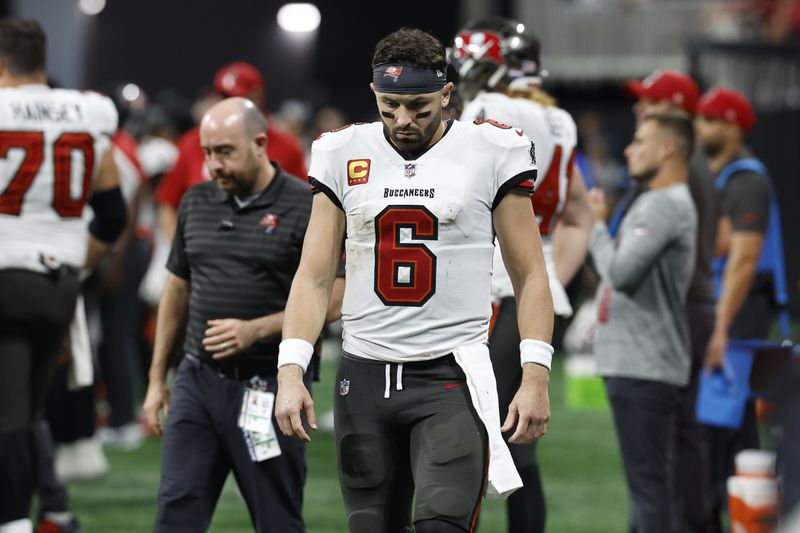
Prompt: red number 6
<box><xmin>374</xmin><ymin>205</ymin><xmax>438</xmax><ymax>306</ymax></box>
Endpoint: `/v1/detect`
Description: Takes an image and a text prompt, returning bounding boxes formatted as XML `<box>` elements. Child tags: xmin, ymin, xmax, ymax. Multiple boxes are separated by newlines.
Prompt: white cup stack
<box><xmin>728</xmin><ymin>449</ymin><xmax>779</xmax><ymax>533</ymax></box>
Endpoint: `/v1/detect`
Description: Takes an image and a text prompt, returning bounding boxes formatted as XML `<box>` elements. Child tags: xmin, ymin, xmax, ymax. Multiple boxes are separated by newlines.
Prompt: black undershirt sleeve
<box><xmin>723</xmin><ymin>171</ymin><xmax>770</xmax><ymax>233</ymax></box>
<box><xmin>309</xmin><ymin>176</ymin><xmax>344</xmax><ymax>211</ymax></box>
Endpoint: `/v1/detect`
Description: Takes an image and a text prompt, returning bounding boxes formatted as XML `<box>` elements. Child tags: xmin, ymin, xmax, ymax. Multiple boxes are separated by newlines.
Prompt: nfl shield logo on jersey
<box><xmin>404</xmin><ymin>163</ymin><xmax>416</xmax><ymax>177</ymax></box>
<box><xmin>339</xmin><ymin>378</ymin><xmax>350</xmax><ymax>396</ymax></box>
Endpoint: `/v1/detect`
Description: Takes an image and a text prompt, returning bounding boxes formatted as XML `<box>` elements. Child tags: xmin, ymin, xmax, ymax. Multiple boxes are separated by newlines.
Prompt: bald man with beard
<box><xmin>144</xmin><ymin>98</ymin><xmax>340</xmax><ymax>533</ymax></box>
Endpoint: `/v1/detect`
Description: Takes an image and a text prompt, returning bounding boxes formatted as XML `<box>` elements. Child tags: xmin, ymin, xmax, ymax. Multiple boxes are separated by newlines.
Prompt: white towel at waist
<box><xmin>452</xmin><ymin>342</ymin><xmax>522</xmax><ymax>499</ymax></box>
<box><xmin>68</xmin><ymin>294</ymin><xmax>93</xmax><ymax>390</ymax></box>
<box><xmin>139</xmin><ymin>230</ymin><xmax>171</xmax><ymax>307</ymax></box>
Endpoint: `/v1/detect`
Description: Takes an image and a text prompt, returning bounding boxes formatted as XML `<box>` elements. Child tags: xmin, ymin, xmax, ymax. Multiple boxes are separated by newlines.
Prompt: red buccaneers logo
<box><xmin>259</xmin><ymin>212</ymin><xmax>279</xmax><ymax>233</ymax></box>
<box><xmin>384</xmin><ymin>66</ymin><xmax>403</xmax><ymax>81</ymax></box>
<box><xmin>453</xmin><ymin>31</ymin><xmax>505</xmax><ymax>65</ymax></box>
<box><xmin>597</xmin><ymin>286</ymin><xmax>612</xmax><ymax>324</ymax></box>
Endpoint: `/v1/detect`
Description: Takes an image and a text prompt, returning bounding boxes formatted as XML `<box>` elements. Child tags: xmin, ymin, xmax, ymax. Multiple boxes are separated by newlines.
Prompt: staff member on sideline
<box><xmin>695</xmin><ymin>87</ymin><xmax>779</xmax><ymax>533</ymax></box>
<box><xmin>143</xmin><ymin>97</ymin><xmax>340</xmax><ymax>533</ymax></box>
<box><xmin>588</xmin><ymin>113</ymin><xmax>697</xmax><ymax>533</ymax></box>
<box><xmin>625</xmin><ymin>69</ymin><xmax>715</xmax><ymax>530</ymax></box>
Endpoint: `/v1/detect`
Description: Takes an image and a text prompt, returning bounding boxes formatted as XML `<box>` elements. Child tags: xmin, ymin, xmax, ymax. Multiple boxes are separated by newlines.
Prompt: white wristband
<box><xmin>520</xmin><ymin>339</ymin><xmax>554</xmax><ymax>371</ymax></box>
<box><xmin>278</xmin><ymin>339</ymin><xmax>315</xmax><ymax>372</ymax></box>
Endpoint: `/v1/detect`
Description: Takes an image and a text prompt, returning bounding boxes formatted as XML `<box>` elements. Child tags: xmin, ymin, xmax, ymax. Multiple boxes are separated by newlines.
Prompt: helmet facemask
<box><xmin>449</xmin><ymin>20</ymin><xmax>542</xmax><ymax>104</ymax></box>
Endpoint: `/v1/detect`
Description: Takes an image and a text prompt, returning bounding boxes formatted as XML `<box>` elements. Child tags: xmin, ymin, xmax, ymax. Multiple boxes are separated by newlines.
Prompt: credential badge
<box><xmin>339</xmin><ymin>378</ymin><xmax>350</xmax><ymax>396</ymax></box>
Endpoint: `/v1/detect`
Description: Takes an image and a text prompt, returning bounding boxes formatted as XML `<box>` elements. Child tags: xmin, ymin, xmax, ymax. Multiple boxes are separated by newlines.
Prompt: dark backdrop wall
<box><xmin>749</xmin><ymin>111</ymin><xmax>800</xmax><ymax>313</ymax></box>
<box><xmin>689</xmin><ymin>41</ymin><xmax>800</xmax><ymax>312</ymax></box>
<box><xmin>85</xmin><ymin>0</ymin><xmax>459</xmax><ymax>121</ymax></box>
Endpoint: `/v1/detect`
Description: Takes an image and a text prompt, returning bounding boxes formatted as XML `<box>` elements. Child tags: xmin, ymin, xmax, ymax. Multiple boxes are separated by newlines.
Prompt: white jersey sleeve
<box><xmin>0</xmin><ymin>86</ymin><xmax>119</xmax><ymax>272</ymax></box>
<box><xmin>307</xmin><ymin>124</ymin><xmax>361</xmax><ymax>209</ymax></box>
<box><xmin>82</xmin><ymin>91</ymin><xmax>119</xmax><ymax>139</ymax></box>
<box><xmin>474</xmin><ymin>119</ymin><xmax>538</xmax><ymax>209</ymax></box>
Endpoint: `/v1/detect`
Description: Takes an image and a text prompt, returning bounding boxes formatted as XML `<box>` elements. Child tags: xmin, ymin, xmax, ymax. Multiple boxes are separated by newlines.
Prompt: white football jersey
<box><xmin>309</xmin><ymin>120</ymin><xmax>537</xmax><ymax>362</ymax></box>
<box><xmin>0</xmin><ymin>85</ymin><xmax>117</xmax><ymax>272</ymax></box>
<box><xmin>462</xmin><ymin>92</ymin><xmax>578</xmax><ymax>315</ymax></box>
<box><xmin>462</xmin><ymin>92</ymin><xmax>577</xmax><ymax>233</ymax></box>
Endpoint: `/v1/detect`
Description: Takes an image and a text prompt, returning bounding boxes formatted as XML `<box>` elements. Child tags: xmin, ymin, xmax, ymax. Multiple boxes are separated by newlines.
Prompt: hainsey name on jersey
<box><xmin>309</xmin><ymin>120</ymin><xmax>537</xmax><ymax>362</ymax></box>
<box><xmin>0</xmin><ymin>85</ymin><xmax>118</xmax><ymax>272</ymax></box>
<box><xmin>9</xmin><ymin>100</ymin><xmax>84</xmax><ymax>123</ymax></box>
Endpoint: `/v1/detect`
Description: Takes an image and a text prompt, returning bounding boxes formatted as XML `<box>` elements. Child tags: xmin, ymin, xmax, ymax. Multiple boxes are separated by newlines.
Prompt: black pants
<box><xmin>777</xmin><ymin>366</ymin><xmax>800</xmax><ymax>517</ymax></box>
<box><xmin>489</xmin><ymin>297</ymin><xmax>546</xmax><ymax>533</ymax></box>
<box><xmin>34</xmin><ymin>420</ymin><xmax>70</xmax><ymax>515</ymax></box>
<box><xmin>0</xmin><ymin>268</ymin><xmax>79</xmax><ymax>523</ymax></box>
<box><xmin>45</xmin><ymin>361</ymin><xmax>96</xmax><ymax>444</ymax></box>
<box><xmin>672</xmin><ymin>300</ymin><xmax>714</xmax><ymax>532</ymax></box>
<box><xmin>605</xmin><ymin>377</ymin><xmax>682</xmax><ymax>533</ymax></box>
<box><xmin>703</xmin><ymin>287</ymin><xmax>770</xmax><ymax>533</ymax></box>
<box><xmin>98</xmin><ymin>236</ymin><xmax>149</xmax><ymax>428</ymax></box>
<box><xmin>334</xmin><ymin>353</ymin><xmax>487</xmax><ymax>533</ymax></box>
<box><xmin>155</xmin><ymin>356</ymin><xmax>308</xmax><ymax>533</ymax></box>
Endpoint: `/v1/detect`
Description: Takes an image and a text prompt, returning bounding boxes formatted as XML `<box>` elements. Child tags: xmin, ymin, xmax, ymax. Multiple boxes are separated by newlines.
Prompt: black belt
<box><xmin>341</xmin><ymin>351</ymin><xmax>457</xmax><ymax>370</ymax></box>
<box><xmin>39</xmin><ymin>254</ymin><xmax>80</xmax><ymax>278</ymax></box>
<box><xmin>185</xmin><ymin>353</ymin><xmax>275</xmax><ymax>381</ymax></box>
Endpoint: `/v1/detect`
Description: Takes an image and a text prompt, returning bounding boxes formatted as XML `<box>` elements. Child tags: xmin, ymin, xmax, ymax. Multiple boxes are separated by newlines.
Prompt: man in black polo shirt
<box><xmin>143</xmin><ymin>97</ymin><xmax>328</xmax><ymax>533</ymax></box>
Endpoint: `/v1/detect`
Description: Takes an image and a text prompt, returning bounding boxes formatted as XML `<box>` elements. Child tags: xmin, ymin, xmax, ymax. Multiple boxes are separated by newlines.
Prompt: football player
<box><xmin>0</xmin><ymin>18</ymin><xmax>125</xmax><ymax>533</ymax></box>
<box><xmin>451</xmin><ymin>17</ymin><xmax>593</xmax><ymax>533</ymax></box>
<box><xmin>275</xmin><ymin>27</ymin><xmax>554</xmax><ymax>533</ymax></box>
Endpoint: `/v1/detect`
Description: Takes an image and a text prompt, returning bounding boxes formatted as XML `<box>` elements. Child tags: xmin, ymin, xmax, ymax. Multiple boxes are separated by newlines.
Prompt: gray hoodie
<box><xmin>590</xmin><ymin>183</ymin><xmax>697</xmax><ymax>387</ymax></box>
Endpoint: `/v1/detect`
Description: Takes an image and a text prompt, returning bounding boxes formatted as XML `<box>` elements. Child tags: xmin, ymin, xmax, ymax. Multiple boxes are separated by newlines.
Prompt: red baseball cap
<box><xmin>696</xmin><ymin>87</ymin><xmax>756</xmax><ymax>132</ymax></box>
<box><xmin>625</xmin><ymin>70</ymin><xmax>700</xmax><ymax>114</ymax></box>
<box><xmin>213</xmin><ymin>61</ymin><xmax>264</xmax><ymax>98</ymax></box>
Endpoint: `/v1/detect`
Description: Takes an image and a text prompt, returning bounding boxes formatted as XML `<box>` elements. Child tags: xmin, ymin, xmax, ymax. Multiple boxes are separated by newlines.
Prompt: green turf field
<box><xmin>64</xmin><ymin>356</ymin><xmax>630</xmax><ymax>532</ymax></box>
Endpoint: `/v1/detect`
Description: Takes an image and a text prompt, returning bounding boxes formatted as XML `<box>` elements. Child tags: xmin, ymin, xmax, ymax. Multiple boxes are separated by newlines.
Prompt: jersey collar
<box><xmin>382</xmin><ymin>119</ymin><xmax>455</xmax><ymax>161</ymax></box>
<box><xmin>12</xmin><ymin>83</ymin><xmax>50</xmax><ymax>91</ymax></box>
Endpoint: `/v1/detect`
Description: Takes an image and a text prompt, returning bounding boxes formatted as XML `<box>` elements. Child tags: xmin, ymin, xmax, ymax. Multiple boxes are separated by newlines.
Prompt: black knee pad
<box><xmin>425</xmin><ymin>412</ymin><xmax>480</xmax><ymax>466</ymax></box>
<box><xmin>420</xmin><ymin>486</ymin><xmax>474</xmax><ymax>522</ymax></box>
<box><xmin>339</xmin><ymin>433</ymin><xmax>386</xmax><ymax>489</ymax></box>
<box><xmin>415</xmin><ymin>412</ymin><xmax>485</xmax><ymax>524</ymax></box>
<box><xmin>348</xmin><ymin>509</ymin><xmax>387</xmax><ymax>533</ymax></box>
